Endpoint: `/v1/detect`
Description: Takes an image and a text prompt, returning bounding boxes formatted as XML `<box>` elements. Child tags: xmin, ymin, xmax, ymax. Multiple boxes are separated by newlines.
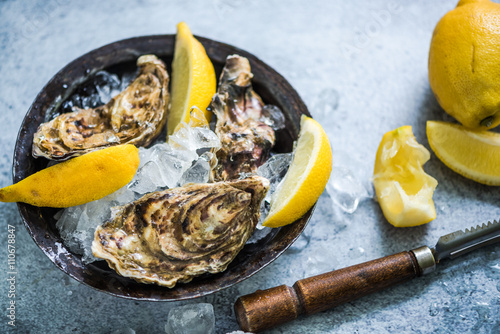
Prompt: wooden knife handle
<box><xmin>234</xmin><ymin>250</ymin><xmax>424</xmax><ymax>332</ymax></box>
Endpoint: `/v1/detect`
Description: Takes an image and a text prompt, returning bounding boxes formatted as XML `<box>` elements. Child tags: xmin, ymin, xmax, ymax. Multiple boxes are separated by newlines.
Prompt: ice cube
<box><xmin>257</xmin><ymin>153</ymin><xmax>293</xmax><ymax>193</ymax></box>
<box><xmin>261</xmin><ymin>105</ymin><xmax>286</xmax><ymax>130</ymax></box>
<box><xmin>326</xmin><ymin>166</ymin><xmax>370</xmax><ymax>214</ymax></box>
<box><xmin>178</xmin><ymin>155</ymin><xmax>211</xmax><ymax>186</ymax></box>
<box><xmin>188</xmin><ymin>106</ymin><xmax>210</xmax><ymax>128</ymax></box>
<box><xmin>152</xmin><ymin>145</ymin><xmax>197</xmax><ymax>188</ymax></box>
<box><xmin>255</xmin><ymin>153</ymin><xmax>293</xmax><ymax>224</ymax></box>
<box><xmin>137</xmin><ymin>146</ymin><xmax>154</xmax><ymax>169</ymax></box>
<box><xmin>165</xmin><ymin>303</ymin><xmax>215</xmax><ymax>334</ymax></box>
<box><xmin>128</xmin><ymin>161</ymin><xmax>163</xmax><ymax>194</ymax></box>
<box><xmin>56</xmin><ymin>201</ymin><xmax>107</xmax><ymax>264</ymax></box>
<box><xmin>56</xmin><ymin>206</ymin><xmax>83</xmax><ymax>241</ymax></box>
<box><xmin>168</xmin><ymin>122</ymin><xmax>221</xmax><ymax>153</ymax></box>
<box><xmin>107</xmin><ymin>185</ymin><xmax>136</xmax><ymax>205</ymax></box>
<box><xmin>56</xmin><ymin>186</ymin><xmax>136</xmax><ymax>264</ymax></box>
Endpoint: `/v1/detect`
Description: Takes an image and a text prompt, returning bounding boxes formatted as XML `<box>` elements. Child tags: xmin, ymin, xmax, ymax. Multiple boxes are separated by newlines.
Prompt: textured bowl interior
<box><xmin>13</xmin><ymin>35</ymin><xmax>313</xmax><ymax>301</ymax></box>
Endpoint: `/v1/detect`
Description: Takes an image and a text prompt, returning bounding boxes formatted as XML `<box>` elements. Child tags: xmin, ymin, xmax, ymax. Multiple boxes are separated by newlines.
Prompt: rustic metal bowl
<box><xmin>14</xmin><ymin>35</ymin><xmax>313</xmax><ymax>301</ymax></box>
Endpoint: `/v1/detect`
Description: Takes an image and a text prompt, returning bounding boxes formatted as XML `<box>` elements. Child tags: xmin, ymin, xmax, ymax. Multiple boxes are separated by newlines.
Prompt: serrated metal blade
<box><xmin>433</xmin><ymin>220</ymin><xmax>500</xmax><ymax>262</ymax></box>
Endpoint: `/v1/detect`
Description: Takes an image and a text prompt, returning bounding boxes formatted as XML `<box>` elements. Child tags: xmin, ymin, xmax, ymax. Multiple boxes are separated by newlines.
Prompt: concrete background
<box><xmin>0</xmin><ymin>0</ymin><xmax>499</xmax><ymax>333</ymax></box>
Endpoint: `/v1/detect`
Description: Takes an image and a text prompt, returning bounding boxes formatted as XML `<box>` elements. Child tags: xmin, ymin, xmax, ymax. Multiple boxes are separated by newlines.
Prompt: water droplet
<box><xmin>429</xmin><ymin>302</ymin><xmax>439</xmax><ymax>316</ymax></box>
<box><xmin>349</xmin><ymin>246</ymin><xmax>365</xmax><ymax>260</ymax></box>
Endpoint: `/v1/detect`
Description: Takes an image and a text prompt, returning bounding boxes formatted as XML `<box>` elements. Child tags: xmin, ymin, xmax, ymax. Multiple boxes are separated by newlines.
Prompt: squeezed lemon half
<box><xmin>263</xmin><ymin>115</ymin><xmax>332</xmax><ymax>228</ymax></box>
<box><xmin>168</xmin><ymin>22</ymin><xmax>216</xmax><ymax>136</ymax></box>
<box><xmin>373</xmin><ymin>126</ymin><xmax>438</xmax><ymax>227</ymax></box>
<box><xmin>0</xmin><ymin>144</ymin><xmax>139</xmax><ymax>208</ymax></box>
<box><xmin>427</xmin><ymin>120</ymin><xmax>500</xmax><ymax>186</ymax></box>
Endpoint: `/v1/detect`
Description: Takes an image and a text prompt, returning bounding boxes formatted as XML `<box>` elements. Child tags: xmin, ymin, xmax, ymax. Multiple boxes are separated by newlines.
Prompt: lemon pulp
<box><xmin>373</xmin><ymin>126</ymin><xmax>438</xmax><ymax>227</ymax></box>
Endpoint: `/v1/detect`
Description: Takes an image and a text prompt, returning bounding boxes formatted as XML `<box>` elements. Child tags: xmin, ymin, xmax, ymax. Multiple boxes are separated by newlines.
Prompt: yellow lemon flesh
<box><xmin>373</xmin><ymin>126</ymin><xmax>438</xmax><ymax>227</ymax></box>
<box><xmin>427</xmin><ymin>120</ymin><xmax>500</xmax><ymax>185</ymax></box>
<box><xmin>168</xmin><ymin>22</ymin><xmax>216</xmax><ymax>136</ymax></box>
<box><xmin>0</xmin><ymin>144</ymin><xmax>139</xmax><ymax>208</ymax></box>
<box><xmin>429</xmin><ymin>0</ymin><xmax>500</xmax><ymax>130</ymax></box>
<box><xmin>263</xmin><ymin>115</ymin><xmax>332</xmax><ymax>228</ymax></box>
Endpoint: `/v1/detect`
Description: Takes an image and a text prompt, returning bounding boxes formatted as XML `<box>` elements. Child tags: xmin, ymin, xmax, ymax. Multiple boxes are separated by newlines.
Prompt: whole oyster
<box><xmin>211</xmin><ymin>55</ymin><xmax>276</xmax><ymax>181</ymax></box>
<box><xmin>92</xmin><ymin>175</ymin><xmax>269</xmax><ymax>288</ymax></box>
<box><xmin>33</xmin><ymin>55</ymin><xmax>169</xmax><ymax>160</ymax></box>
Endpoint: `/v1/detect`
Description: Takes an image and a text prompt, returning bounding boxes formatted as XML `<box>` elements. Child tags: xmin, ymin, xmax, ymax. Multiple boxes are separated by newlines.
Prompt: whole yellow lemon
<box><xmin>429</xmin><ymin>0</ymin><xmax>500</xmax><ymax>130</ymax></box>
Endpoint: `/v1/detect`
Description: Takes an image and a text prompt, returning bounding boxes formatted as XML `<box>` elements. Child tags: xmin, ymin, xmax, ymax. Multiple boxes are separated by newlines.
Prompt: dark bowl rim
<box><xmin>13</xmin><ymin>34</ymin><xmax>313</xmax><ymax>301</ymax></box>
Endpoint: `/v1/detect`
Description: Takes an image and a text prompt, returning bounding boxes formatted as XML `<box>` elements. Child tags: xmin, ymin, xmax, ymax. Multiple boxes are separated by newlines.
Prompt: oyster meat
<box><xmin>211</xmin><ymin>55</ymin><xmax>276</xmax><ymax>181</ymax></box>
<box><xmin>33</xmin><ymin>55</ymin><xmax>169</xmax><ymax>160</ymax></box>
<box><xmin>92</xmin><ymin>175</ymin><xmax>269</xmax><ymax>287</ymax></box>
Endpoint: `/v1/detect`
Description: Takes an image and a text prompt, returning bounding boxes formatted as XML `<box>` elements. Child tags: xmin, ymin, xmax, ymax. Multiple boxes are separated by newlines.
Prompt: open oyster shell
<box><xmin>211</xmin><ymin>55</ymin><xmax>276</xmax><ymax>181</ymax></box>
<box><xmin>92</xmin><ymin>175</ymin><xmax>269</xmax><ymax>288</ymax></box>
<box><xmin>32</xmin><ymin>54</ymin><xmax>169</xmax><ymax>160</ymax></box>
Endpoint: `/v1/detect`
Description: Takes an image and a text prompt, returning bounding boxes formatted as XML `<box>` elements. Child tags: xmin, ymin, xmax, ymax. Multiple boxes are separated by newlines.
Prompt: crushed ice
<box><xmin>56</xmin><ymin>106</ymin><xmax>222</xmax><ymax>263</ymax></box>
<box><xmin>54</xmin><ymin>72</ymin><xmax>288</xmax><ymax>262</ymax></box>
<box><xmin>56</xmin><ymin>186</ymin><xmax>135</xmax><ymax>263</ymax></box>
<box><xmin>260</xmin><ymin>105</ymin><xmax>286</xmax><ymax>130</ymax></box>
<box><xmin>60</xmin><ymin>70</ymin><xmax>135</xmax><ymax>115</ymax></box>
<box><xmin>55</xmin><ymin>96</ymin><xmax>289</xmax><ymax>262</ymax></box>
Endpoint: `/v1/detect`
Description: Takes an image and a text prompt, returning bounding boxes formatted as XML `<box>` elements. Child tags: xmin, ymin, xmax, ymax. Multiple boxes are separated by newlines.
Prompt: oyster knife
<box><xmin>434</xmin><ymin>220</ymin><xmax>500</xmax><ymax>261</ymax></box>
<box><xmin>235</xmin><ymin>220</ymin><xmax>500</xmax><ymax>333</ymax></box>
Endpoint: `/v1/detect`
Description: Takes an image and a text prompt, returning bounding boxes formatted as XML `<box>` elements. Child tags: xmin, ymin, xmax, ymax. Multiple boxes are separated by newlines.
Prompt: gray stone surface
<box><xmin>0</xmin><ymin>0</ymin><xmax>499</xmax><ymax>333</ymax></box>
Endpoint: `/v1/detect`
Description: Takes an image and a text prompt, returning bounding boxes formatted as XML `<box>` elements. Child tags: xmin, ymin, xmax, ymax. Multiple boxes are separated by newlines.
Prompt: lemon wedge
<box><xmin>427</xmin><ymin>120</ymin><xmax>500</xmax><ymax>185</ymax></box>
<box><xmin>373</xmin><ymin>126</ymin><xmax>438</xmax><ymax>227</ymax></box>
<box><xmin>0</xmin><ymin>144</ymin><xmax>139</xmax><ymax>208</ymax></box>
<box><xmin>263</xmin><ymin>115</ymin><xmax>332</xmax><ymax>228</ymax></box>
<box><xmin>168</xmin><ymin>22</ymin><xmax>216</xmax><ymax>136</ymax></box>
